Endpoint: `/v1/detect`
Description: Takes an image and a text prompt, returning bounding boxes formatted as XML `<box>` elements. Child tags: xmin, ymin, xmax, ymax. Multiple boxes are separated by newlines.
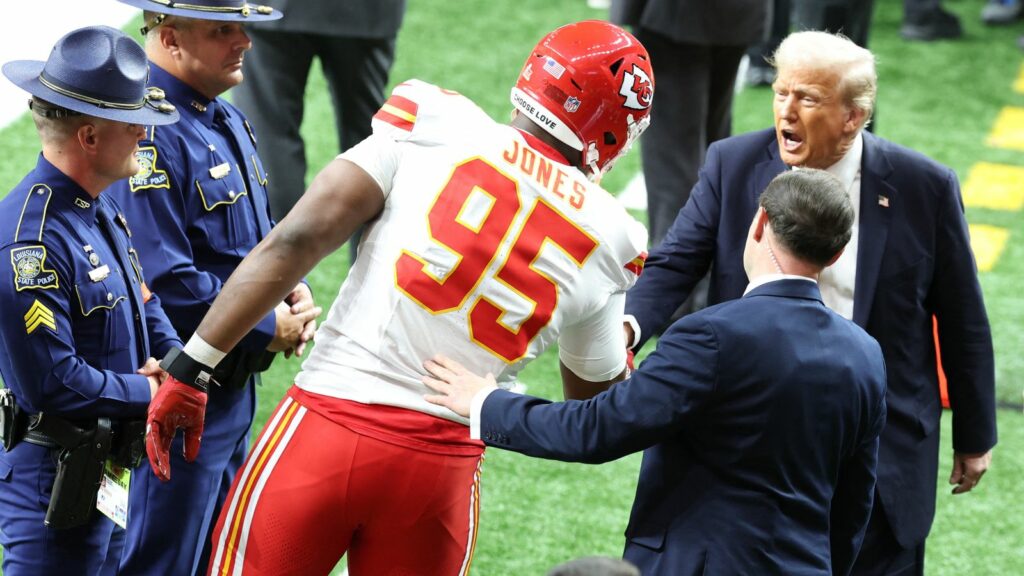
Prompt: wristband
<box><xmin>159</xmin><ymin>347</ymin><xmax>215</xmax><ymax>393</ymax></box>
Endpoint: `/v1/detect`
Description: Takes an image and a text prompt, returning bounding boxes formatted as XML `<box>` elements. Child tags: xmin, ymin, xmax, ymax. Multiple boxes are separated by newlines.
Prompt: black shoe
<box><xmin>901</xmin><ymin>8</ymin><xmax>963</xmax><ymax>41</ymax></box>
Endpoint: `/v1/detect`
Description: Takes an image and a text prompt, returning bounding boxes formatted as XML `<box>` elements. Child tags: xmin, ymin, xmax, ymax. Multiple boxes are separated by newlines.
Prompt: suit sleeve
<box><xmin>624</xmin><ymin>143</ymin><xmax>723</xmax><ymax>348</ymax></box>
<box><xmin>830</xmin><ymin>390</ymin><xmax>886</xmax><ymax>576</ymax></box>
<box><xmin>480</xmin><ymin>314</ymin><xmax>719</xmax><ymax>463</ymax></box>
<box><xmin>929</xmin><ymin>169</ymin><xmax>997</xmax><ymax>453</ymax></box>
<box><xmin>0</xmin><ymin>243</ymin><xmax>151</xmax><ymax>418</ymax></box>
<box><xmin>116</xmin><ymin>135</ymin><xmax>276</xmax><ymax>351</ymax></box>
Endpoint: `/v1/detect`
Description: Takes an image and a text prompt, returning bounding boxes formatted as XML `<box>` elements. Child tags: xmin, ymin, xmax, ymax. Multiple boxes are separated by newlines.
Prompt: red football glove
<box><xmin>146</xmin><ymin>376</ymin><xmax>208</xmax><ymax>482</ymax></box>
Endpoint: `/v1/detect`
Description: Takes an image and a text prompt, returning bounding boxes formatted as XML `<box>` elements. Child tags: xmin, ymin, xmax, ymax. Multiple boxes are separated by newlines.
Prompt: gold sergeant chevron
<box><xmin>24</xmin><ymin>299</ymin><xmax>56</xmax><ymax>334</ymax></box>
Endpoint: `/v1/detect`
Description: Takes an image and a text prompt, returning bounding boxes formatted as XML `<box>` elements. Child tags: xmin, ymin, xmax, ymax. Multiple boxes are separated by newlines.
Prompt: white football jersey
<box><xmin>295</xmin><ymin>80</ymin><xmax>648</xmax><ymax>424</ymax></box>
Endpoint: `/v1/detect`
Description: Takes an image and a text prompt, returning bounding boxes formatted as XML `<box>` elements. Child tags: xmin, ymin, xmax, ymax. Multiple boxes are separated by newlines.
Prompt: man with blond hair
<box><xmin>623</xmin><ymin>30</ymin><xmax>996</xmax><ymax>575</ymax></box>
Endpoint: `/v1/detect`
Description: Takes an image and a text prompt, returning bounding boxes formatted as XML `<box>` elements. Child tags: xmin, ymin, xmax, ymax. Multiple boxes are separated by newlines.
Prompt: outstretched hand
<box><xmin>422</xmin><ymin>355</ymin><xmax>496</xmax><ymax>418</ymax></box>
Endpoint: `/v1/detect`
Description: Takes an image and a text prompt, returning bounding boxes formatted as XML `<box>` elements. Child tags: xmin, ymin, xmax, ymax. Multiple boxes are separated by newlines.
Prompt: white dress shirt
<box><xmin>807</xmin><ymin>132</ymin><xmax>863</xmax><ymax>320</ymax></box>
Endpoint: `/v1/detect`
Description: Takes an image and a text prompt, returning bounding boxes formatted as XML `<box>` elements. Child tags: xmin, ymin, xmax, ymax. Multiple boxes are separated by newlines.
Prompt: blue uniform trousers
<box><xmin>119</xmin><ymin>379</ymin><xmax>256</xmax><ymax>576</ymax></box>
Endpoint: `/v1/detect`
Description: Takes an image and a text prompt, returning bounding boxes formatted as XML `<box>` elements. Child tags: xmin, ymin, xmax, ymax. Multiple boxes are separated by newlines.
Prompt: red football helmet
<box><xmin>512</xmin><ymin>20</ymin><xmax>654</xmax><ymax>179</ymax></box>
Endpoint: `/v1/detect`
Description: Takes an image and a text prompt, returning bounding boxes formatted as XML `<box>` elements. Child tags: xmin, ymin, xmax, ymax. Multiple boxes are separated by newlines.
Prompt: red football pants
<box><xmin>207</xmin><ymin>392</ymin><xmax>484</xmax><ymax>576</ymax></box>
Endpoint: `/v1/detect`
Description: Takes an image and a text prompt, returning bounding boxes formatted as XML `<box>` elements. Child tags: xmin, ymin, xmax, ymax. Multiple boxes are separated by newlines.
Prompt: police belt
<box><xmin>38</xmin><ymin>414</ymin><xmax>144</xmax><ymax>529</ymax></box>
<box><xmin>22</xmin><ymin>413</ymin><xmax>146</xmax><ymax>468</ymax></box>
<box><xmin>2</xmin><ymin>405</ymin><xmax>146</xmax><ymax>530</ymax></box>
<box><xmin>211</xmin><ymin>347</ymin><xmax>276</xmax><ymax>390</ymax></box>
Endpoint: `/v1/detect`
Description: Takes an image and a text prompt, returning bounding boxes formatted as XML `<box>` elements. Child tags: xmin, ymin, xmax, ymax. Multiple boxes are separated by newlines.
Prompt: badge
<box><xmin>24</xmin><ymin>299</ymin><xmax>56</xmax><ymax>334</ymax></box>
<box><xmin>96</xmin><ymin>462</ymin><xmax>131</xmax><ymax>529</ymax></box>
<box><xmin>11</xmin><ymin>245</ymin><xmax>58</xmax><ymax>291</ymax></box>
<box><xmin>209</xmin><ymin>163</ymin><xmax>232</xmax><ymax>180</ymax></box>
<box><xmin>88</xmin><ymin>265</ymin><xmax>110</xmax><ymax>282</ymax></box>
<box><xmin>130</xmin><ymin>146</ymin><xmax>170</xmax><ymax>192</ymax></box>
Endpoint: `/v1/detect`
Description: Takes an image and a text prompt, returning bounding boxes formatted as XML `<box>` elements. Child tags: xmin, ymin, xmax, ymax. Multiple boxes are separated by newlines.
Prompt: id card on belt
<box><xmin>96</xmin><ymin>461</ymin><xmax>131</xmax><ymax>528</ymax></box>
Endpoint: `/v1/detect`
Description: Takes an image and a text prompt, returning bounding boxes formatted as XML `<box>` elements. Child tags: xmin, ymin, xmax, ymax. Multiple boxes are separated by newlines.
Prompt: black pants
<box><xmin>233</xmin><ymin>29</ymin><xmax>396</xmax><ymax>261</ymax></box>
<box><xmin>850</xmin><ymin>499</ymin><xmax>926</xmax><ymax>576</ymax></box>
<box><xmin>633</xmin><ymin>28</ymin><xmax>745</xmax><ymax>247</ymax></box>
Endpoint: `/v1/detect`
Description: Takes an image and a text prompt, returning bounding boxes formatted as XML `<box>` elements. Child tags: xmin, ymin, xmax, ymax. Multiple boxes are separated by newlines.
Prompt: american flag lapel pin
<box><xmin>878</xmin><ymin>195</ymin><xmax>890</xmax><ymax>208</ymax></box>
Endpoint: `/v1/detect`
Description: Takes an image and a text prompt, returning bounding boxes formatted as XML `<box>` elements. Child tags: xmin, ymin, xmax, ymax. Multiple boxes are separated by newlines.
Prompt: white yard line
<box><xmin>0</xmin><ymin>1</ymin><xmax>136</xmax><ymax>129</ymax></box>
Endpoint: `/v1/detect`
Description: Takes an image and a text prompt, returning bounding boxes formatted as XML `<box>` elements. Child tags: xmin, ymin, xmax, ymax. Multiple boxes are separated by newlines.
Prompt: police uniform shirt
<box><xmin>107</xmin><ymin>64</ymin><xmax>277</xmax><ymax>349</ymax></box>
<box><xmin>0</xmin><ymin>155</ymin><xmax>182</xmax><ymax>418</ymax></box>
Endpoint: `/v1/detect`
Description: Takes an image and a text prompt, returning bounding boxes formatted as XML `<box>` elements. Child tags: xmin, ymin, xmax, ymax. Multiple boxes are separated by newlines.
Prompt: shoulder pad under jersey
<box><xmin>371</xmin><ymin>79</ymin><xmax>495</xmax><ymax>145</ymax></box>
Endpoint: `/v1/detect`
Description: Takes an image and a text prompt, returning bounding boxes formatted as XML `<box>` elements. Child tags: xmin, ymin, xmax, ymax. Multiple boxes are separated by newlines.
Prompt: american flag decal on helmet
<box><xmin>374</xmin><ymin>94</ymin><xmax>419</xmax><ymax>131</ymax></box>
<box><xmin>624</xmin><ymin>252</ymin><xmax>647</xmax><ymax>276</ymax></box>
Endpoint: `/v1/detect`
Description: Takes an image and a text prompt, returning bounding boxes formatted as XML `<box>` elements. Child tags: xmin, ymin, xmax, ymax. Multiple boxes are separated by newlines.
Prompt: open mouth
<box><xmin>780</xmin><ymin>128</ymin><xmax>803</xmax><ymax>151</ymax></box>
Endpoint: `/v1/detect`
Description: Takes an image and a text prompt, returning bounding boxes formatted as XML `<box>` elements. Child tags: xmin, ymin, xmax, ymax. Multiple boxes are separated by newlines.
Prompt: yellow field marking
<box><xmin>962</xmin><ymin>162</ymin><xmax>1024</xmax><ymax>211</ymax></box>
<box><xmin>968</xmin><ymin>224</ymin><xmax>1010</xmax><ymax>273</ymax></box>
<box><xmin>986</xmin><ymin>107</ymin><xmax>1024</xmax><ymax>152</ymax></box>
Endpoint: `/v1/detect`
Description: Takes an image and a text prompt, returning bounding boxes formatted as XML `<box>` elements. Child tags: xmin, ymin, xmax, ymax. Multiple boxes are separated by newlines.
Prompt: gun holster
<box><xmin>0</xmin><ymin>388</ymin><xmax>27</xmax><ymax>451</ymax></box>
<box><xmin>110</xmin><ymin>419</ymin><xmax>146</xmax><ymax>469</ymax></box>
<box><xmin>33</xmin><ymin>415</ymin><xmax>112</xmax><ymax>529</ymax></box>
<box><xmin>212</xmin><ymin>348</ymin><xmax>276</xmax><ymax>390</ymax></box>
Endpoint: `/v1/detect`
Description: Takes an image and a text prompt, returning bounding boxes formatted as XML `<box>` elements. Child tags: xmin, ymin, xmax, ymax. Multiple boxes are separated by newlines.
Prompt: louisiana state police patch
<box><xmin>130</xmin><ymin>146</ymin><xmax>170</xmax><ymax>192</ymax></box>
<box><xmin>11</xmin><ymin>245</ymin><xmax>58</xmax><ymax>291</ymax></box>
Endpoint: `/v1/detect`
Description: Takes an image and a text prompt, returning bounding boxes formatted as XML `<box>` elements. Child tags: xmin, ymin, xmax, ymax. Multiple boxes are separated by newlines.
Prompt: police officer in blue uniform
<box><xmin>0</xmin><ymin>25</ymin><xmax>181</xmax><ymax>575</ymax></box>
<box><xmin>109</xmin><ymin>2</ymin><xmax>322</xmax><ymax>574</ymax></box>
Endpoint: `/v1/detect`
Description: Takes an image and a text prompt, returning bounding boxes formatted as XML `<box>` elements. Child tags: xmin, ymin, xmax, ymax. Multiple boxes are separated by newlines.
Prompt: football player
<box><xmin>147</xmin><ymin>20</ymin><xmax>654</xmax><ymax>575</ymax></box>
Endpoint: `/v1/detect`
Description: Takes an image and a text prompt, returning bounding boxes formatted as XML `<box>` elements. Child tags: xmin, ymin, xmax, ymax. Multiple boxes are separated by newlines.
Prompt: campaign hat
<box><xmin>2</xmin><ymin>25</ymin><xmax>178</xmax><ymax>125</ymax></box>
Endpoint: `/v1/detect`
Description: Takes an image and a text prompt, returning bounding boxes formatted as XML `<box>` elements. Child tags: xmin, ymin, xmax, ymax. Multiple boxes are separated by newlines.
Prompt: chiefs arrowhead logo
<box><xmin>619</xmin><ymin>64</ymin><xmax>653</xmax><ymax>110</ymax></box>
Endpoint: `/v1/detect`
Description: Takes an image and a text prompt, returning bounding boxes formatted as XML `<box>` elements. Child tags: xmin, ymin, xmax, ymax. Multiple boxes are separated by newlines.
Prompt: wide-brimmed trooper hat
<box><xmin>117</xmin><ymin>0</ymin><xmax>283</xmax><ymax>23</ymax></box>
<box><xmin>2</xmin><ymin>25</ymin><xmax>179</xmax><ymax>125</ymax></box>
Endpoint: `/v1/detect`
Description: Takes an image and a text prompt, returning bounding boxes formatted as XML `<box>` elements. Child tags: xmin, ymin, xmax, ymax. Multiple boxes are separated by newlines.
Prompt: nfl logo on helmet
<box><xmin>564</xmin><ymin>96</ymin><xmax>580</xmax><ymax>113</ymax></box>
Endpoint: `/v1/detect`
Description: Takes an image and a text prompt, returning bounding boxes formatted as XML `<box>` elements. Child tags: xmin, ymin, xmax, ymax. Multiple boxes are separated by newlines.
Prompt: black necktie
<box><xmin>96</xmin><ymin>205</ymin><xmax>149</xmax><ymax>362</ymax></box>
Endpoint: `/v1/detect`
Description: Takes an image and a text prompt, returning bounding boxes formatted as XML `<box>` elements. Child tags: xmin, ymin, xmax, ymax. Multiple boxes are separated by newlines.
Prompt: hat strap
<box><xmin>38</xmin><ymin>76</ymin><xmax>145</xmax><ymax>111</ymax></box>
<box><xmin>140</xmin><ymin>13</ymin><xmax>167</xmax><ymax>35</ymax></box>
<box><xmin>144</xmin><ymin>0</ymin><xmax>275</xmax><ymax>17</ymax></box>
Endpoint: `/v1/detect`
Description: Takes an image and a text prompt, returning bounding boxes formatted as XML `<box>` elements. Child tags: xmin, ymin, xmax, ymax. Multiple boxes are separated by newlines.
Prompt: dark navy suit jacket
<box><xmin>480</xmin><ymin>280</ymin><xmax>887</xmax><ymax>575</ymax></box>
<box><xmin>624</xmin><ymin>128</ymin><xmax>997</xmax><ymax>547</ymax></box>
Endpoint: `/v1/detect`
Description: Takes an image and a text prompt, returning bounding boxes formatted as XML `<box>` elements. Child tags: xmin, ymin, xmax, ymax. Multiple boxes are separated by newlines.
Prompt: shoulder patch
<box><xmin>129</xmin><ymin>146</ymin><xmax>170</xmax><ymax>192</ymax></box>
<box><xmin>11</xmin><ymin>245</ymin><xmax>58</xmax><ymax>291</ymax></box>
<box><xmin>374</xmin><ymin>93</ymin><xmax>419</xmax><ymax>132</ymax></box>
<box><xmin>24</xmin><ymin>299</ymin><xmax>57</xmax><ymax>335</ymax></box>
<box><xmin>624</xmin><ymin>251</ymin><xmax>647</xmax><ymax>277</ymax></box>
